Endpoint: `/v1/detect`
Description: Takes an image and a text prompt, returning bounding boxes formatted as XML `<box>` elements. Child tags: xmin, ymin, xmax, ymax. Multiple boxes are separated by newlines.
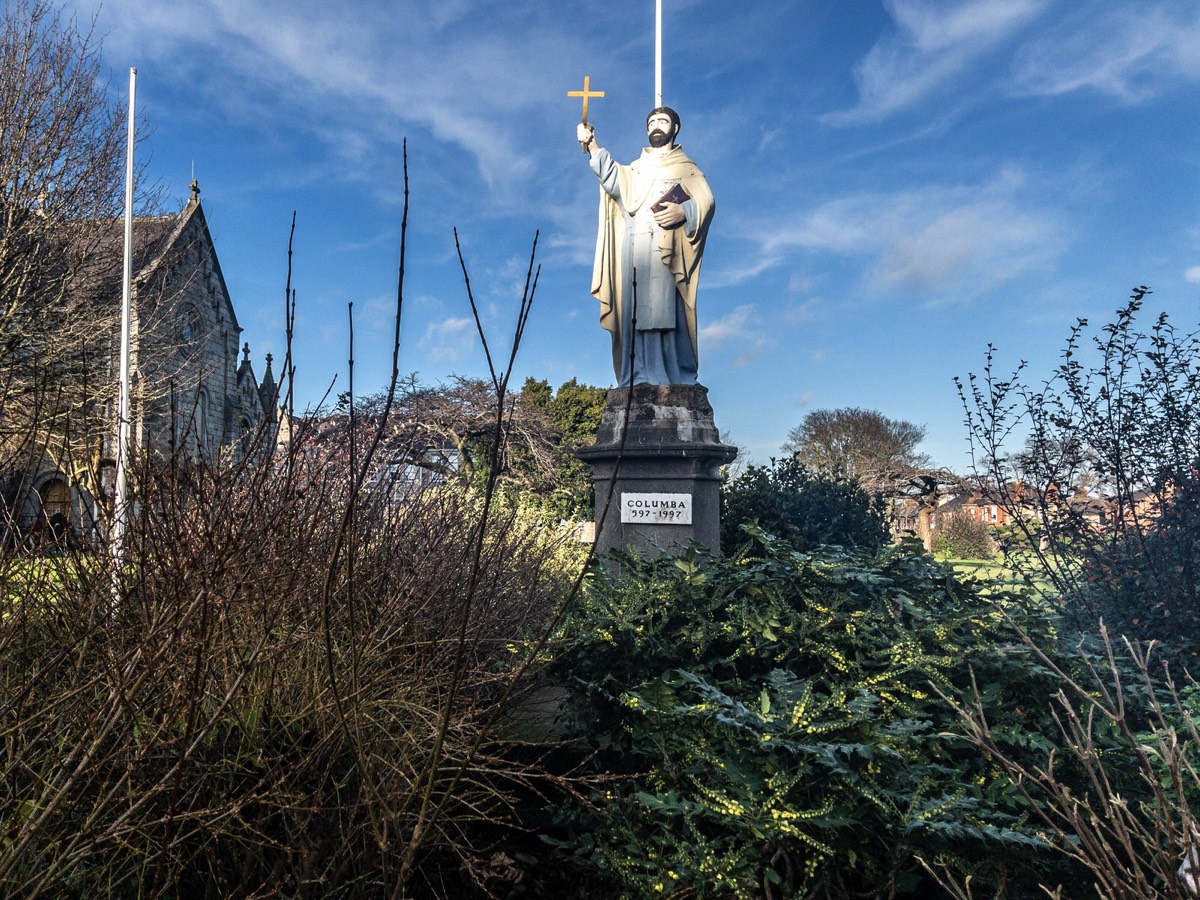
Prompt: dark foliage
<box><xmin>720</xmin><ymin>457</ymin><xmax>890</xmax><ymax>558</ymax></box>
<box><xmin>547</xmin><ymin>533</ymin><xmax>1082</xmax><ymax>897</ymax></box>
<box><xmin>1071</xmin><ymin>478</ymin><xmax>1200</xmax><ymax>662</ymax></box>
<box><xmin>519</xmin><ymin>377</ymin><xmax>607</xmax><ymax>520</ymax></box>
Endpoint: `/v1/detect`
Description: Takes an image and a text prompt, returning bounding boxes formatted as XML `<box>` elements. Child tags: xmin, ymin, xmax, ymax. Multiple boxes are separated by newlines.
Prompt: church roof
<box><xmin>68</xmin><ymin>210</ymin><xmax>177</xmax><ymax>300</ymax></box>
<box><xmin>70</xmin><ymin>189</ymin><xmax>240</xmax><ymax>331</ymax></box>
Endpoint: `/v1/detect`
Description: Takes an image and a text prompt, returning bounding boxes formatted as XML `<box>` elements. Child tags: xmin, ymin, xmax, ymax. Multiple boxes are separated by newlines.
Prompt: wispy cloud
<box><xmin>357</xmin><ymin>291</ymin><xmax>401</xmax><ymax>334</ymax></box>
<box><xmin>750</xmin><ymin>167</ymin><xmax>1066</xmax><ymax>302</ymax></box>
<box><xmin>824</xmin><ymin>0</ymin><xmax>1048</xmax><ymax>125</ymax></box>
<box><xmin>1010</xmin><ymin>3</ymin><xmax>1200</xmax><ymax>101</ymax></box>
<box><xmin>700</xmin><ymin>303</ymin><xmax>767</xmax><ymax>367</ymax></box>
<box><xmin>705</xmin><ymin>252</ymin><xmax>779</xmax><ymax>290</ymax></box>
<box><xmin>792</xmin><ymin>391</ymin><xmax>815</xmax><ymax>410</ymax></box>
<box><xmin>88</xmin><ymin>0</ymin><xmax>579</xmax><ymax>204</ymax></box>
<box><xmin>782</xmin><ymin>300</ymin><xmax>823</xmax><ymax>327</ymax></box>
<box><xmin>421</xmin><ymin>316</ymin><xmax>475</xmax><ymax>362</ymax></box>
<box><xmin>871</xmin><ymin>198</ymin><xmax>1054</xmax><ymax>297</ymax></box>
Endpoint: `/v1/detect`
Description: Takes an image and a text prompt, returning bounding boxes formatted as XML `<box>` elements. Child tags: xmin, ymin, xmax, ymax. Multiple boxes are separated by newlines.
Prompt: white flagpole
<box><xmin>655</xmin><ymin>0</ymin><xmax>663</xmax><ymax>107</ymax></box>
<box><xmin>112</xmin><ymin>67</ymin><xmax>136</xmax><ymax>594</ymax></box>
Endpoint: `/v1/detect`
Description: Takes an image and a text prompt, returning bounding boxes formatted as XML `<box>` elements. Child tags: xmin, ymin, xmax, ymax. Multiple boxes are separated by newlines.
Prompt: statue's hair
<box><xmin>646</xmin><ymin>106</ymin><xmax>681</xmax><ymax>135</ymax></box>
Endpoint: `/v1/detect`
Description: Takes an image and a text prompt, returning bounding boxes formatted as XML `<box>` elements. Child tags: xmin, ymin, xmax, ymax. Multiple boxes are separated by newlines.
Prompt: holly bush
<box><xmin>720</xmin><ymin>459</ymin><xmax>889</xmax><ymax>559</ymax></box>
<box><xmin>548</xmin><ymin>530</ymin><xmax>1079</xmax><ymax>898</ymax></box>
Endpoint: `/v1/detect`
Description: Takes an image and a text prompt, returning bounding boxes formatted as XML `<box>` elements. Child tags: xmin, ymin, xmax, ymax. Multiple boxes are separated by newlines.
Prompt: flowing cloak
<box><xmin>589</xmin><ymin>144</ymin><xmax>715</xmax><ymax>380</ymax></box>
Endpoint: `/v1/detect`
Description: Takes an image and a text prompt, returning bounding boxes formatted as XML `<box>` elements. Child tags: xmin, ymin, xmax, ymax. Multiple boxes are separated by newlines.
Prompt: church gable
<box><xmin>130</xmin><ymin>189</ymin><xmax>272</xmax><ymax>460</ymax></box>
<box><xmin>2</xmin><ymin>185</ymin><xmax>275</xmax><ymax>542</ymax></box>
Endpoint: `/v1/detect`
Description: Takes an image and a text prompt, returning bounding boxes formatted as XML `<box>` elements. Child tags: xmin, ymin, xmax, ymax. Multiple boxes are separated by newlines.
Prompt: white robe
<box><xmin>588</xmin><ymin>144</ymin><xmax>714</xmax><ymax>386</ymax></box>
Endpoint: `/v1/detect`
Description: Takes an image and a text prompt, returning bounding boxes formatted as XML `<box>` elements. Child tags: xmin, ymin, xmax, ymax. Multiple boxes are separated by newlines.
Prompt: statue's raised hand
<box><xmin>576</xmin><ymin>122</ymin><xmax>595</xmax><ymax>153</ymax></box>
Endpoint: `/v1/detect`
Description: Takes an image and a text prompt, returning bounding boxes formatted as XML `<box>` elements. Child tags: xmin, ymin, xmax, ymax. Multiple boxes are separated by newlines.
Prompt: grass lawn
<box><xmin>1</xmin><ymin>554</ymin><xmax>92</xmax><ymax>606</ymax></box>
<box><xmin>945</xmin><ymin>555</ymin><xmax>1049</xmax><ymax>594</ymax></box>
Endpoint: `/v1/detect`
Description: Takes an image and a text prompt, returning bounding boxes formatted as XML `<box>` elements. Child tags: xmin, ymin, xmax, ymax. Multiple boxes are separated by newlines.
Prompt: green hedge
<box><xmin>548</xmin><ymin>530</ymin><xmax>1078</xmax><ymax>898</ymax></box>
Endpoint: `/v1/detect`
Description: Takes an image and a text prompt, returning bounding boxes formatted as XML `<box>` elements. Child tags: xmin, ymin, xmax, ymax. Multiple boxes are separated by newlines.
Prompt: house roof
<box><xmin>937</xmin><ymin>495</ymin><xmax>969</xmax><ymax>514</ymax></box>
<box><xmin>141</xmin><ymin>196</ymin><xmax>242</xmax><ymax>334</ymax></box>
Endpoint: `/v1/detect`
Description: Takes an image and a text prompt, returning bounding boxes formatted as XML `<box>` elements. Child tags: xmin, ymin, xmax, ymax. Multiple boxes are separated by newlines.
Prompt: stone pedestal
<box><xmin>576</xmin><ymin>384</ymin><xmax>738</xmax><ymax>559</ymax></box>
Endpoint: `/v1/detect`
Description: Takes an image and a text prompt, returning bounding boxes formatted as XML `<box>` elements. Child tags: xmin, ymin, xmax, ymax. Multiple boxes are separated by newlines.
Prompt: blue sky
<box><xmin>75</xmin><ymin>0</ymin><xmax>1200</xmax><ymax>470</ymax></box>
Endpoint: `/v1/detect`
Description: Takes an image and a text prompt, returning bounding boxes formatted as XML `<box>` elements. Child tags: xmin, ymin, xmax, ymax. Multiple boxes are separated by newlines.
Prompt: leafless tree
<box><xmin>784</xmin><ymin>407</ymin><xmax>930</xmax><ymax>482</ymax></box>
<box><xmin>317</xmin><ymin>374</ymin><xmax>558</xmax><ymax>496</ymax></box>
<box><xmin>781</xmin><ymin>406</ymin><xmax>962</xmax><ymax>519</ymax></box>
<box><xmin>0</xmin><ymin>0</ymin><xmax>157</xmax><ymax>535</ymax></box>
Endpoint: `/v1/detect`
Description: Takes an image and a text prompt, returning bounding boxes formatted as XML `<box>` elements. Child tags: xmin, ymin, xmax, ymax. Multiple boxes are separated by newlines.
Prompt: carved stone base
<box><xmin>576</xmin><ymin>384</ymin><xmax>738</xmax><ymax>560</ymax></box>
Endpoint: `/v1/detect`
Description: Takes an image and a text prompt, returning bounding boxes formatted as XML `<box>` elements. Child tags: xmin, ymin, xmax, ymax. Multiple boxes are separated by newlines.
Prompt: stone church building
<box><xmin>2</xmin><ymin>184</ymin><xmax>277</xmax><ymax>544</ymax></box>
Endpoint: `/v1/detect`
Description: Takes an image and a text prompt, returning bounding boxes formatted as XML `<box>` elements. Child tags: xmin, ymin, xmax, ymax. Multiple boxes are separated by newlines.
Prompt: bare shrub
<box><xmin>0</xmin><ymin>144</ymin><xmax>589</xmax><ymax>895</ymax></box>
<box><xmin>928</xmin><ymin>624</ymin><xmax>1200</xmax><ymax>899</ymax></box>
<box><xmin>932</xmin><ymin>510</ymin><xmax>997</xmax><ymax>560</ymax></box>
<box><xmin>957</xmin><ymin>289</ymin><xmax>1200</xmax><ymax>653</ymax></box>
<box><xmin>0</xmin><ymin>401</ymin><xmax>584</xmax><ymax>897</ymax></box>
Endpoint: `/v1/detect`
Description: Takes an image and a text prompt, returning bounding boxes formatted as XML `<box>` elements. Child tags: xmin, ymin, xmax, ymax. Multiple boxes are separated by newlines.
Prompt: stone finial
<box><xmin>190</xmin><ymin>179</ymin><xmax>201</xmax><ymax>201</ymax></box>
<box><xmin>242</xmin><ymin>342</ymin><xmax>251</xmax><ymax>363</ymax></box>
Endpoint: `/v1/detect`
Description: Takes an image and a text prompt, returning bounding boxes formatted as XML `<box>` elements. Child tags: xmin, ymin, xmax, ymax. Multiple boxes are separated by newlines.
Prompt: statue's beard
<box><xmin>648</xmin><ymin>128</ymin><xmax>672</xmax><ymax>148</ymax></box>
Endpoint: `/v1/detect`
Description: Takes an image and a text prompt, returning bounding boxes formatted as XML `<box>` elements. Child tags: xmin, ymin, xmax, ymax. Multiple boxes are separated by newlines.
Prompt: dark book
<box><xmin>652</xmin><ymin>182</ymin><xmax>691</xmax><ymax>212</ymax></box>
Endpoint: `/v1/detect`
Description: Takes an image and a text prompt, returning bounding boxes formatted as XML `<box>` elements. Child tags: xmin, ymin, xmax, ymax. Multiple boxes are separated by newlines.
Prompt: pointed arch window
<box><xmin>194</xmin><ymin>389</ymin><xmax>209</xmax><ymax>457</ymax></box>
<box><xmin>180</xmin><ymin>304</ymin><xmax>204</xmax><ymax>347</ymax></box>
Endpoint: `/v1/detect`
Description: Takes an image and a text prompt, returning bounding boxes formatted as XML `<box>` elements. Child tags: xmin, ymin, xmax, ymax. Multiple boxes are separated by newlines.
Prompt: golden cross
<box><xmin>567</xmin><ymin>75</ymin><xmax>605</xmax><ymax>124</ymax></box>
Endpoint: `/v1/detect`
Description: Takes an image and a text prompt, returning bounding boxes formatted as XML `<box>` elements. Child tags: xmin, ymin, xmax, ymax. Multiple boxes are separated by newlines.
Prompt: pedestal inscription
<box><xmin>576</xmin><ymin>383</ymin><xmax>737</xmax><ymax>560</ymax></box>
<box><xmin>621</xmin><ymin>493</ymin><xmax>693</xmax><ymax>524</ymax></box>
